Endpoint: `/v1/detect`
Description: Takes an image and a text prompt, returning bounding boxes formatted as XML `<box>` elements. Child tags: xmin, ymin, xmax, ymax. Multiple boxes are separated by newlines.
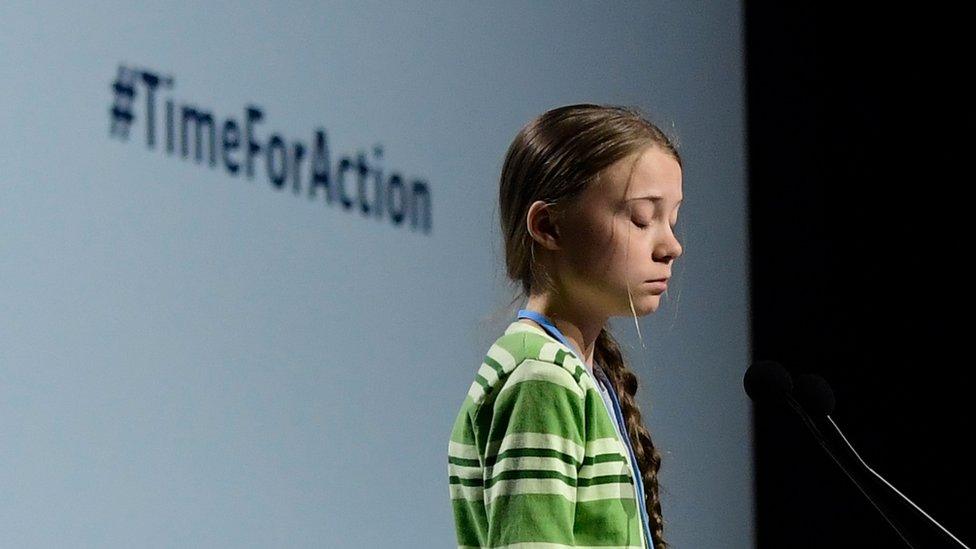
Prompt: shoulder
<box><xmin>466</xmin><ymin>324</ymin><xmax>592</xmax><ymax>412</ymax></box>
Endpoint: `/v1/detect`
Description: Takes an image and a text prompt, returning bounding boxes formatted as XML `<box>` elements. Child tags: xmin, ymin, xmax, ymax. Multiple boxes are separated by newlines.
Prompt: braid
<box><xmin>595</xmin><ymin>327</ymin><xmax>668</xmax><ymax>549</ymax></box>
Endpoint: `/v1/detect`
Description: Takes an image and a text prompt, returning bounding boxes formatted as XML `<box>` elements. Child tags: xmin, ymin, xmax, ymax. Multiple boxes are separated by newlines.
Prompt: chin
<box><xmin>624</xmin><ymin>296</ymin><xmax>660</xmax><ymax>317</ymax></box>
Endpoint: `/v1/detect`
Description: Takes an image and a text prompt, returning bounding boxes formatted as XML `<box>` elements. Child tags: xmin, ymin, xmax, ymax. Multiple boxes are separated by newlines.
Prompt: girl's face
<box><xmin>557</xmin><ymin>145</ymin><xmax>683</xmax><ymax>317</ymax></box>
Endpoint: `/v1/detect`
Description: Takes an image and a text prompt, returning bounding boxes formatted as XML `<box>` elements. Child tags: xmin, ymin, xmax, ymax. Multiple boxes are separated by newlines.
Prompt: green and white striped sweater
<box><xmin>448</xmin><ymin>320</ymin><xmax>649</xmax><ymax>548</ymax></box>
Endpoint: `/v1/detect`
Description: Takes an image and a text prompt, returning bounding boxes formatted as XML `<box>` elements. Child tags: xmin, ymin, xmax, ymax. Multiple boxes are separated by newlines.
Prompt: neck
<box><xmin>524</xmin><ymin>292</ymin><xmax>607</xmax><ymax>369</ymax></box>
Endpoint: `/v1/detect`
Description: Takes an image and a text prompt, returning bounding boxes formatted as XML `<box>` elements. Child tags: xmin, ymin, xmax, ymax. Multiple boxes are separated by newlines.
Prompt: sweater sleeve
<box><xmin>482</xmin><ymin>358</ymin><xmax>586</xmax><ymax>547</ymax></box>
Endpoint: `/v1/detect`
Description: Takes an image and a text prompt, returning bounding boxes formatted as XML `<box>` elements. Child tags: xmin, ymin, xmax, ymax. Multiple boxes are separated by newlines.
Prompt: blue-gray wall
<box><xmin>0</xmin><ymin>1</ymin><xmax>750</xmax><ymax>546</ymax></box>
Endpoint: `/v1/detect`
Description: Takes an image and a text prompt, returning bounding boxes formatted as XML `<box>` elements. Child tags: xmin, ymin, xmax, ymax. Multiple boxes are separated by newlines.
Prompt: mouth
<box><xmin>644</xmin><ymin>278</ymin><xmax>668</xmax><ymax>292</ymax></box>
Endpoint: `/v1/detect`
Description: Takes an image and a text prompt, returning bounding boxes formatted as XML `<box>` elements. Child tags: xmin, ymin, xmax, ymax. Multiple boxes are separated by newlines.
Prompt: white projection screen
<box><xmin>1</xmin><ymin>2</ymin><xmax>750</xmax><ymax>547</ymax></box>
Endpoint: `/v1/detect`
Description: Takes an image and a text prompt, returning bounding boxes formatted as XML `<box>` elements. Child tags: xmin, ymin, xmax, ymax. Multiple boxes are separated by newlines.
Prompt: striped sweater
<box><xmin>447</xmin><ymin>320</ymin><xmax>649</xmax><ymax>548</ymax></box>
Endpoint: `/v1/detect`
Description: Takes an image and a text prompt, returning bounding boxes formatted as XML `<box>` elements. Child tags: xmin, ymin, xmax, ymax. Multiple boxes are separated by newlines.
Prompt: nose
<box><xmin>653</xmin><ymin>231</ymin><xmax>682</xmax><ymax>263</ymax></box>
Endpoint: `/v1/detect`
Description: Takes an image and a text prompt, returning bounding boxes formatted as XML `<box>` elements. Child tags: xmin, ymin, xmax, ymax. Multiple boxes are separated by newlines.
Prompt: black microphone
<box><xmin>743</xmin><ymin>359</ymin><xmax>794</xmax><ymax>408</ymax></box>
<box><xmin>744</xmin><ymin>360</ymin><xmax>971</xmax><ymax>548</ymax></box>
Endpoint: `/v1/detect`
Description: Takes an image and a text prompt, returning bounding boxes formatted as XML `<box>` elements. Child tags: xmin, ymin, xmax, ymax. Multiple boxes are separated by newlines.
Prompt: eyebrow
<box><xmin>627</xmin><ymin>195</ymin><xmax>683</xmax><ymax>205</ymax></box>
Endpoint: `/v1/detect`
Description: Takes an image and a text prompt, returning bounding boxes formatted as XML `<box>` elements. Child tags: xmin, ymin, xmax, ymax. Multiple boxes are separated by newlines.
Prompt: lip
<box><xmin>644</xmin><ymin>279</ymin><xmax>668</xmax><ymax>291</ymax></box>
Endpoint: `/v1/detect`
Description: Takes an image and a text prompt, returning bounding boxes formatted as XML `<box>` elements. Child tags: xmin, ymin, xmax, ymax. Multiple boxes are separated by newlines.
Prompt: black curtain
<box><xmin>746</xmin><ymin>3</ymin><xmax>973</xmax><ymax>547</ymax></box>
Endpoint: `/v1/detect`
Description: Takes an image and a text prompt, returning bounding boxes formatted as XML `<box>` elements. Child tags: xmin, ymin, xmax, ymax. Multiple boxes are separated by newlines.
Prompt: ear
<box><xmin>526</xmin><ymin>200</ymin><xmax>562</xmax><ymax>250</ymax></box>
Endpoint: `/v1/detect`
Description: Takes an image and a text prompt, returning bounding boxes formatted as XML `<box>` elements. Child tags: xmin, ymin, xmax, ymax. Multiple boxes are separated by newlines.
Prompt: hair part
<box><xmin>491</xmin><ymin>103</ymin><xmax>682</xmax><ymax>548</ymax></box>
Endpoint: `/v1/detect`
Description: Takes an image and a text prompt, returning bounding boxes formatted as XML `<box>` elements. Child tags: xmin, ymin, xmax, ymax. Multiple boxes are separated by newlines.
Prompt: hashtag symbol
<box><xmin>109</xmin><ymin>64</ymin><xmax>139</xmax><ymax>140</ymax></box>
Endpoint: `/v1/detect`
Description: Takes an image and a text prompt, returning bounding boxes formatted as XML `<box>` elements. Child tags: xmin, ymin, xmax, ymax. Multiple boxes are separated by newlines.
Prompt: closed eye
<box><xmin>633</xmin><ymin>220</ymin><xmax>679</xmax><ymax>233</ymax></box>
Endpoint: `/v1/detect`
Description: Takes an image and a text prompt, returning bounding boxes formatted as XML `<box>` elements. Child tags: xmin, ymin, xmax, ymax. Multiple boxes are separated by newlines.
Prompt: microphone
<box><xmin>743</xmin><ymin>359</ymin><xmax>794</xmax><ymax>408</ymax></box>
<box><xmin>744</xmin><ymin>360</ymin><xmax>971</xmax><ymax>548</ymax></box>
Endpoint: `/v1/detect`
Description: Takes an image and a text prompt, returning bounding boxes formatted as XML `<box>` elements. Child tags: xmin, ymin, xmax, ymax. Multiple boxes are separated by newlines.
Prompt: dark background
<box><xmin>746</xmin><ymin>3</ymin><xmax>972</xmax><ymax>548</ymax></box>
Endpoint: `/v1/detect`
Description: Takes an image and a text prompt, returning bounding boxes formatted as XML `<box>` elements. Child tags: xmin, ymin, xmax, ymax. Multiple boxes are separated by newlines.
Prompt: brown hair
<box><xmin>491</xmin><ymin>103</ymin><xmax>682</xmax><ymax>548</ymax></box>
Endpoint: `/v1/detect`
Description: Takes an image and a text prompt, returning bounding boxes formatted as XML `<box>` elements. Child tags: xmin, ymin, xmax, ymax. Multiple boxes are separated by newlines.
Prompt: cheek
<box><xmin>563</xmin><ymin>222</ymin><xmax>620</xmax><ymax>281</ymax></box>
<box><xmin>565</xmin><ymin>216</ymin><xmax>643</xmax><ymax>281</ymax></box>
<box><xmin>598</xmin><ymin>222</ymin><xmax>643</xmax><ymax>271</ymax></box>
<box><xmin>568</xmin><ymin>217</ymin><xmax>609</xmax><ymax>255</ymax></box>
<box><xmin>573</xmin><ymin>233</ymin><xmax>609</xmax><ymax>268</ymax></box>
<box><xmin>618</xmin><ymin>220</ymin><xmax>646</xmax><ymax>252</ymax></box>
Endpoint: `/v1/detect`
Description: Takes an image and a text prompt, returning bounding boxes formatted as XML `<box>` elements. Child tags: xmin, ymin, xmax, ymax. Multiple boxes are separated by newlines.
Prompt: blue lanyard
<box><xmin>516</xmin><ymin>309</ymin><xmax>654</xmax><ymax>549</ymax></box>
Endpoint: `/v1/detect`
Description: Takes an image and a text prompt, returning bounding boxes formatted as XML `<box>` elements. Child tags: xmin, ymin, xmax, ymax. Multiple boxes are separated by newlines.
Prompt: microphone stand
<box><xmin>779</xmin><ymin>394</ymin><xmax>922</xmax><ymax>548</ymax></box>
<box><xmin>819</xmin><ymin>412</ymin><xmax>970</xmax><ymax>548</ymax></box>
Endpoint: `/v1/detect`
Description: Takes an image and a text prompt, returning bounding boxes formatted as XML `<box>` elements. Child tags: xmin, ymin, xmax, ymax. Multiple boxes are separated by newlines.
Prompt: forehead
<box><xmin>603</xmin><ymin>146</ymin><xmax>682</xmax><ymax>206</ymax></box>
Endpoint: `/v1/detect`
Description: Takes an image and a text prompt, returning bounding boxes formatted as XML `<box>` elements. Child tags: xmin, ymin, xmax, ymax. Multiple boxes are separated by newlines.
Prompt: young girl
<box><xmin>448</xmin><ymin>104</ymin><xmax>683</xmax><ymax>549</ymax></box>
